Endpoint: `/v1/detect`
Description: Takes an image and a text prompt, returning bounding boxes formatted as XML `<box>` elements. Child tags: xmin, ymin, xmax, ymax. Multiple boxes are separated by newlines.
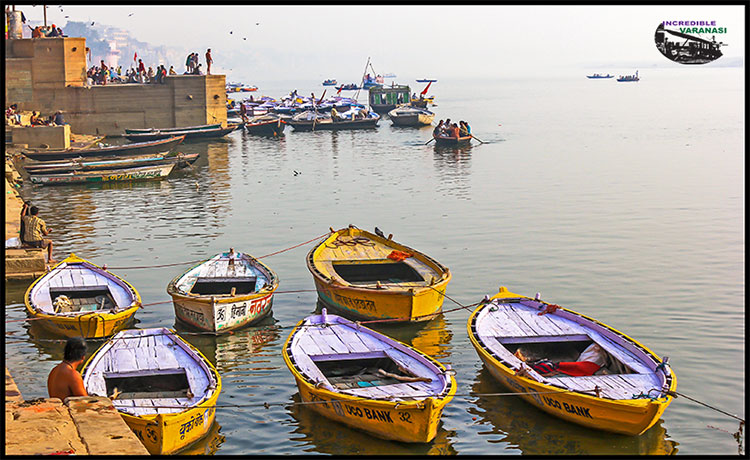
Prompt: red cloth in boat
<box><xmin>387</xmin><ymin>250</ymin><xmax>412</xmax><ymax>262</ymax></box>
<box><xmin>556</xmin><ymin>361</ymin><xmax>601</xmax><ymax>376</ymax></box>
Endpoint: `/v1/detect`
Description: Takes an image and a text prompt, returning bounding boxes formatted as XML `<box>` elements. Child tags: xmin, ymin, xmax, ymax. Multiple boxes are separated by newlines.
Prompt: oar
<box><xmin>470</xmin><ymin>134</ymin><xmax>485</xmax><ymax>144</ymax></box>
<box><xmin>424</xmin><ymin>137</ymin><xmax>436</xmax><ymax>145</ymax></box>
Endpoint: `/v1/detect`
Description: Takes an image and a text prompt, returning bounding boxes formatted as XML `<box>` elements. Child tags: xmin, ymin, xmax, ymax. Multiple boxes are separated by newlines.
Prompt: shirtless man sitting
<box><xmin>47</xmin><ymin>337</ymin><xmax>89</xmax><ymax>401</ymax></box>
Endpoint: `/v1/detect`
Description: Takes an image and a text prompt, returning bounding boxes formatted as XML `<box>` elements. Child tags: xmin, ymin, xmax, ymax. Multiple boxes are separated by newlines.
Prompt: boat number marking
<box><xmin>541</xmin><ymin>395</ymin><xmax>593</xmax><ymax>419</ymax></box>
<box><xmin>399</xmin><ymin>412</ymin><xmax>412</xmax><ymax>423</ymax></box>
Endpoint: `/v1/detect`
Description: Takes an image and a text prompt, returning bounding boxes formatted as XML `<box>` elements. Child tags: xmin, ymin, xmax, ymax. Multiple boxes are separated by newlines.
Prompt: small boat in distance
<box><xmin>467</xmin><ymin>286</ymin><xmax>676</xmax><ymax>435</ymax></box>
<box><xmin>283</xmin><ymin>309</ymin><xmax>456</xmax><ymax>442</ymax></box>
<box><xmin>335</xmin><ymin>83</ymin><xmax>360</xmax><ymax>91</ymax></box>
<box><xmin>124</xmin><ymin>123</ymin><xmax>221</xmax><ymax>134</ymax></box>
<box><xmin>617</xmin><ymin>70</ymin><xmax>640</xmax><ymax>82</ymax></box>
<box><xmin>23</xmin><ymin>136</ymin><xmax>185</xmax><ymax>161</ymax></box>
<box><xmin>383</xmin><ymin>73</ymin><xmax>397</xmax><ymax>78</ymax></box>
<box><xmin>123</xmin><ymin>125</ymin><xmax>238</xmax><ymax>142</ymax></box>
<box><xmin>388</xmin><ymin>105</ymin><xmax>435</xmax><ymax>127</ymax></box>
<box><xmin>29</xmin><ymin>163</ymin><xmax>176</xmax><ymax>186</ymax></box>
<box><xmin>432</xmin><ymin>133</ymin><xmax>472</xmax><ymax>146</ymax></box>
<box><xmin>586</xmin><ymin>73</ymin><xmax>614</xmax><ymax>79</ymax></box>
<box><xmin>167</xmin><ymin>248</ymin><xmax>279</xmax><ymax>333</ymax></box>
<box><xmin>245</xmin><ymin>115</ymin><xmax>287</xmax><ymax>137</ymax></box>
<box><xmin>416</xmin><ymin>79</ymin><xmax>437</xmax><ymax>83</ymax></box>
<box><xmin>306</xmin><ymin>225</ymin><xmax>451</xmax><ymax>321</ymax></box>
<box><xmin>322</xmin><ymin>79</ymin><xmax>337</xmax><ymax>86</ymax></box>
<box><xmin>24</xmin><ymin>253</ymin><xmax>141</xmax><ymax>338</ymax></box>
<box><xmin>81</xmin><ymin>327</ymin><xmax>221</xmax><ymax>454</ymax></box>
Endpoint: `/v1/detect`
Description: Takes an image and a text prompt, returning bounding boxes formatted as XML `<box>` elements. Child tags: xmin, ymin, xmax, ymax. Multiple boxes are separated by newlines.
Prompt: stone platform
<box><xmin>5</xmin><ymin>367</ymin><xmax>149</xmax><ymax>455</ymax></box>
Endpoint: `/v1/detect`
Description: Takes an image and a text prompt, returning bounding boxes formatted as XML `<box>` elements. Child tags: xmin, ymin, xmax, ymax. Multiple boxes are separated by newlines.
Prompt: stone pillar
<box><xmin>7</xmin><ymin>10</ymin><xmax>23</xmax><ymax>39</ymax></box>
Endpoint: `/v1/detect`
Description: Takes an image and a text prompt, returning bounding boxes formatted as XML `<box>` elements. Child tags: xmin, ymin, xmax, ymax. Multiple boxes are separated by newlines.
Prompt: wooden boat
<box><xmin>335</xmin><ymin>83</ymin><xmax>360</xmax><ymax>91</ymax></box>
<box><xmin>416</xmin><ymin>79</ymin><xmax>437</xmax><ymax>83</ymax></box>
<box><xmin>388</xmin><ymin>105</ymin><xmax>435</xmax><ymax>127</ymax></box>
<box><xmin>467</xmin><ymin>286</ymin><xmax>676</xmax><ymax>436</ymax></box>
<box><xmin>586</xmin><ymin>73</ymin><xmax>614</xmax><ymax>79</ymax></box>
<box><xmin>282</xmin><ymin>309</ymin><xmax>456</xmax><ymax>442</ymax></box>
<box><xmin>368</xmin><ymin>84</ymin><xmax>411</xmax><ymax>114</ymax></box>
<box><xmin>23</xmin><ymin>136</ymin><xmax>185</xmax><ymax>161</ymax></box>
<box><xmin>29</xmin><ymin>163</ymin><xmax>175</xmax><ymax>186</ymax></box>
<box><xmin>617</xmin><ymin>71</ymin><xmax>640</xmax><ymax>82</ymax></box>
<box><xmin>125</xmin><ymin>123</ymin><xmax>221</xmax><ymax>134</ymax></box>
<box><xmin>123</xmin><ymin>125</ymin><xmax>238</xmax><ymax>142</ymax></box>
<box><xmin>23</xmin><ymin>152</ymin><xmax>198</xmax><ymax>175</ymax></box>
<box><xmin>322</xmin><ymin>79</ymin><xmax>337</xmax><ymax>86</ymax></box>
<box><xmin>306</xmin><ymin>225</ymin><xmax>451</xmax><ymax>322</ymax></box>
<box><xmin>244</xmin><ymin>115</ymin><xmax>287</xmax><ymax>137</ymax></box>
<box><xmin>432</xmin><ymin>133</ymin><xmax>472</xmax><ymax>146</ymax></box>
<box><xmin>289</xmin><ymin>111</ymin><xmax>380</xmax><ymax>131</ymax></box>
<box><xmin>23</xmin><ymin>253</ymin><xmax>141</xmax><ymax>338</ymax></box>
<box><xmin>167</xmin><ymin>248</ymin><xmax>279</xmax><ymax>333</ymax></box>
<box><xmin>410</xmin><ymin>96</ymin><xmax>434</xmax><ymax>108</ymax></box>
<box><xmin>80</xmin><ymin>327</ymin><xmax>221</xmax><ymax>455</ymax></box>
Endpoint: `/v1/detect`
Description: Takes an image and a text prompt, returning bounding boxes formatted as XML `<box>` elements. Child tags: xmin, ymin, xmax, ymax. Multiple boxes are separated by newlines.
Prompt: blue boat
<box><xmin>586</xmin><ymin>73</ymin><xmax>613</xmax><ymax>79</ymax></box>
<box><xmin>617</xmin><ymin>71</ymin><xmax>639</xmax><ymax>82</ymax></box>
<box><xmin>416</xmin><ymin>79</ymin><xmax>437</xmax><ymax>83</ymax></box>
<box><xmin>322</xmin><ymin>79</ymin><xmax>337</xmax><ymax>86</ymax></box>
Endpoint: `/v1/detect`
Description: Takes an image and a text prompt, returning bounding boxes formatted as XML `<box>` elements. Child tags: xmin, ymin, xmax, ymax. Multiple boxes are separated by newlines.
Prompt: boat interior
<box><xmin>312</xmin><ymin>352</ymin><xmax>422</xmax><ymax>389</ymax></box>
<box><xmin>104</xmin><ymin>368</ymin><xmax>190</xmax><ymax>400</ymax></box>
<box><xmin>332</xmin><ymin>261</ymin><xmax>424</xmax><ymax>285</ymax></box>
<box><xmin>190</xmin><ymin>276</ymin><xmax>258</xmax><ymax>295</ymax></box>
<box><xmin>499</xmin><ymin>335</ymin><xmax>635</xmax><ymax>376</ymax></box>
<box><xmin>49</xmin><ymin>285</ymin><xmax>117</xmax><ymax>313</ymax></box>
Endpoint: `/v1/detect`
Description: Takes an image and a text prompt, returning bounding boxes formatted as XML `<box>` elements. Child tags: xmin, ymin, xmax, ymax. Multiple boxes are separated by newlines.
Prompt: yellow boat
<box><xmin>306</xmin><ymin>225</ymin><xmax>451</xmax><ymax>322</ymax></box>
<box><xmin>81</xmin><ymin>327</ymin><xmax>222</xmax><ymax>455</ymax></box>
<box><xmin>283</xmin><ymin>309</ymin><xmax>456</xmax><ymax>442</ymax></box>
<box><xmin>24</xmin><ymin>253</ymin><xmax>141</xmax><ymax>338</ymax></box>
<box><xmin>467</xmin><ymin>287</ymin><xmax>676</xmax><ymax>436</ymax></box>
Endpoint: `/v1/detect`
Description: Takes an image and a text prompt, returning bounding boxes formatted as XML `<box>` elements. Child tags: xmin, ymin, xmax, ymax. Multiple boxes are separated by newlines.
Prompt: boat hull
<box><xmin>23</xmin><ymin>153</ymin><xmax>198</xmax><ymax>175</ymax></box>
<box><xmin>170</xmin><ymin>292</ymin><xmax>274</xmax><ymax>333</ymax></box>
<box><xmin>123</xmin><ymin>126</ymin><xmax>237</xmax><ymax>142</ymax></box>
<box><xmin>389</xmin><ymin>113</ymin><xmax>435</xmax><ymax>127</ymax></box>
<box><xmin>290</xmin><ymin>118</ymin><xmax>379</xmax><ymax>131</ymax></box>
<box><xmin>29</xmin><ymin>163</ymin><xmax>175</xmax><ymax>185</ymax></box>
<box><xmin>433</xmin><ymin>134</ymin><xmax>472</xmax><ymax>146</ymax></box>
<box><xmin>245</xmin><ymin>119</ymin><xmax>286</xmax><ymax>136</ymax></box>
<box><xmin>23</xmin><ymin>136</ymin><xmax>185</xmax><ymax>161</ymax></box>
<box><xmin>292</xmin><ymin>375</ymin><xmax>448</xmax><ymax>443</ymax></box>
<box><xmin>125</xmin><ymin>123</ymin><xmax>221</xmax><ymax>134</ymax></box>
<box><xmin>311</xmin><ymin>277</ymin><xmax>447</xmax><ymax>322</ymax></box>
<box><xmin>121</xmin><ymin>391</ymin><xmax>219</xmax><ymax>455</ymax></box>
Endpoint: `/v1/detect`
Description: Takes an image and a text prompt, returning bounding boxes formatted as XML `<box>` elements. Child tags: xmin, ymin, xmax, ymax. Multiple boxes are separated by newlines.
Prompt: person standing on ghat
<box><xmin>205</xmin><ymin>48</ymin><xmax>213</xmax><ymax>75</ymax></box>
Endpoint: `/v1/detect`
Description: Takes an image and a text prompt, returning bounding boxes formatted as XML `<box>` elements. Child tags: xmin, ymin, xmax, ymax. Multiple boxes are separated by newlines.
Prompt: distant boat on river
<box><xmin>586</xmin><ymin>73</ymin><xmax>614</xmax><ymax>79</ymax></box>
<box><xmin>617</xmin><ymin>71</ymin><xmax>640</xmax><ymax>82</ymax></box>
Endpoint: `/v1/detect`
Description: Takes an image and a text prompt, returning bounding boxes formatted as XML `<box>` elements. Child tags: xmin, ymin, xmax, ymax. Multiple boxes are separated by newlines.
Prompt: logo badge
<box><xmin>655</xmin><ymin>21</ymin><xmax>728</xmax><ymax>64</ymax></box>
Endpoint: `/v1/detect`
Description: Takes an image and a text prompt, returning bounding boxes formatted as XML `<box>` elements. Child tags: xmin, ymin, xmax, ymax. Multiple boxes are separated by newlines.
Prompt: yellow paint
<box><xmin>306</xmin><ymin>226</ymin><xmax>451</xmax><ymax>321</ymax></box>
<box><xmin>282</xmin><ymin>319</ymin><xmax>456</xmax><ymax>443</ymax></box>
<box><xmin>467</xmin><ymin>287</ymin><xmax>676</xmax><ymax>436</ymax></box>
<box><xmin>24</xmin><ymin>254</ymin><xmax>140</xmax><ymax>338</ymax></box>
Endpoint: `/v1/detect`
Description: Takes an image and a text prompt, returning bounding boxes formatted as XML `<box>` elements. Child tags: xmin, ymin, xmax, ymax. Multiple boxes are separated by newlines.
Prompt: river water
<box><xmin>5</xmin><ymin>67</ymin><xmax>744</xmax><ymax>455</ymax></box>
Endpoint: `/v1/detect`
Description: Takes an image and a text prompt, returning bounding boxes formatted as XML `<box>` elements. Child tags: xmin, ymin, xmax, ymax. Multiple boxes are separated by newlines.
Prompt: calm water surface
<box><xmin>5</xmin><ymin>67</ymin><xmax>744</xmax><ymax>455</ymax></box>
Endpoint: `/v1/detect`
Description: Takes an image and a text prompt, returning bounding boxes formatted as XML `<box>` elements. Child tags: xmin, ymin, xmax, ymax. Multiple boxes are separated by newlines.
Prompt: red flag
<box><xmin>133</xmin><ymin>52</ymin><xmax>137</xmax><ymax>61</ymax></box>
<box><xmin>337</xmin><ymin>86</ymin><xmax>342</xmax><ymax>95</ymax></box>
<box><xmin>420</xmin><ymin>81</ymin><xmax>432</xmax><ymax>96</ymax></box>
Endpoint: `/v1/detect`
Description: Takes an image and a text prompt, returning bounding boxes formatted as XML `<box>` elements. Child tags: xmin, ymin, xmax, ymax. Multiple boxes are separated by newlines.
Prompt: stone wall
<box><xmin>5</xmin><ymin>37</ymin><xmax>226</xmax><ymax>136</ymax></box>
<box><xmin>11</xmin><ymin>125</ymin><xmax>71</xmax><ymax>149</ymax></box>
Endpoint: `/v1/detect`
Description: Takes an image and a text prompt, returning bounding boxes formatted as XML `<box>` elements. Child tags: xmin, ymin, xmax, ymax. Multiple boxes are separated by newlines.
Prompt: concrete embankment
<box><xmin>5</xmin><ymin>367</ymin><xmax>149</xmax><ymax>455</ymax></box>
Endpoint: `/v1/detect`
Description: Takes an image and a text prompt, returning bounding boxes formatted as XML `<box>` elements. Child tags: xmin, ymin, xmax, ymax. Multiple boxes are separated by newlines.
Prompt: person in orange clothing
<box><xmin>47</xmin><ymin>337</ymin><xmax>89</xmax><ymax>401</ymax></box>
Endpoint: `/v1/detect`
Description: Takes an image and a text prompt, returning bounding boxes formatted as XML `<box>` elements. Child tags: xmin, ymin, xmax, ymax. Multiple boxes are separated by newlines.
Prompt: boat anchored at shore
<box><xmin>306</xmin><ymin>225</ymin><xmax>451</xmax><ymax>322</ymax></box>
<box><xmin>283</xmin><ymin>309</ymin><xmax>456</xmax><ymax>442</ymax></box>
<box><xmin>81</xmin><ymin>327</ymin><xmax>221</xmax><ymax>454</ymax></box>
<box><xmin>24</xmin><ymin>253</ymin><xmax>141</xmax><ymax>338</ymax></box>
<box><xmin>167</xmin><ymin>248</ymin><xmax>279</xmax><ymax>333</ymax></box>
<box><xmin>22</xmin><ymin>136</ymin><xmax>185</xmax><ymax>161</ymax></box>
<box><xmin>467</xmin><ymin>286</ymin><xmax>676</xmax><ymax>435</ymax></box>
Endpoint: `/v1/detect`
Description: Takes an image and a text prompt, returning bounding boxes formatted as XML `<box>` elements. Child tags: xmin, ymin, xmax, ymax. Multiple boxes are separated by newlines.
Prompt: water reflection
<box><xmin>288</xmin><ymin>393</ymin><xmax>458</xmax><ymax>455</ymax></box>
<box><xmin>468</xmin><ymin>367</ymin><xmax>679</xmax><ymax>455</ymax></box>
<box><xmin>432</xmin><ymin>143</ymin><xmax>472</xmax><ymax>199</ymax></box>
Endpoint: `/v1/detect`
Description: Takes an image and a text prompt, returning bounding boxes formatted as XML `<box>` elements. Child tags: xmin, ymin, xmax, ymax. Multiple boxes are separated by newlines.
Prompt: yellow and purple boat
<box><xmin>306</xmin><ymin>225</ymin><xmax>451</xmax><ymax>322</ymax></box>
<box><xmin>467</xmin><ymin>286</ymin><xmax>676</xmax><ymax>436</ymax></box>
<box><xmin>24</xmin><ymin>253</ymin><xmax>141</xmax><ymax>338</ymax></box>
<box><xmin>81</xmin><ymin>327</ymin><xmax>222</xmax><ymax>455</ymax></box>
<box><xmin>283</xmin><ymin>309</ymin><xmax>456</xmax><ymax>442</ymax></box>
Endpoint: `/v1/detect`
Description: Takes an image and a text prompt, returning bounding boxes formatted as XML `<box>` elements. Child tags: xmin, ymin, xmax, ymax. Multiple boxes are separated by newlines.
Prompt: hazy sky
<box><xmin>18</xmin><ymin>5</ymin><xmax>745</xmax><ymax>81</ymax></box>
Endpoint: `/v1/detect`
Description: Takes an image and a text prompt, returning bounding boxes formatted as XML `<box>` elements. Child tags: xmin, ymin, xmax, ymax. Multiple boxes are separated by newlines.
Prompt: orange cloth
<box><xmin>387</xmin><ymin>250</ymin><xmax>412</xmax><ymax>262</ymax></box>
